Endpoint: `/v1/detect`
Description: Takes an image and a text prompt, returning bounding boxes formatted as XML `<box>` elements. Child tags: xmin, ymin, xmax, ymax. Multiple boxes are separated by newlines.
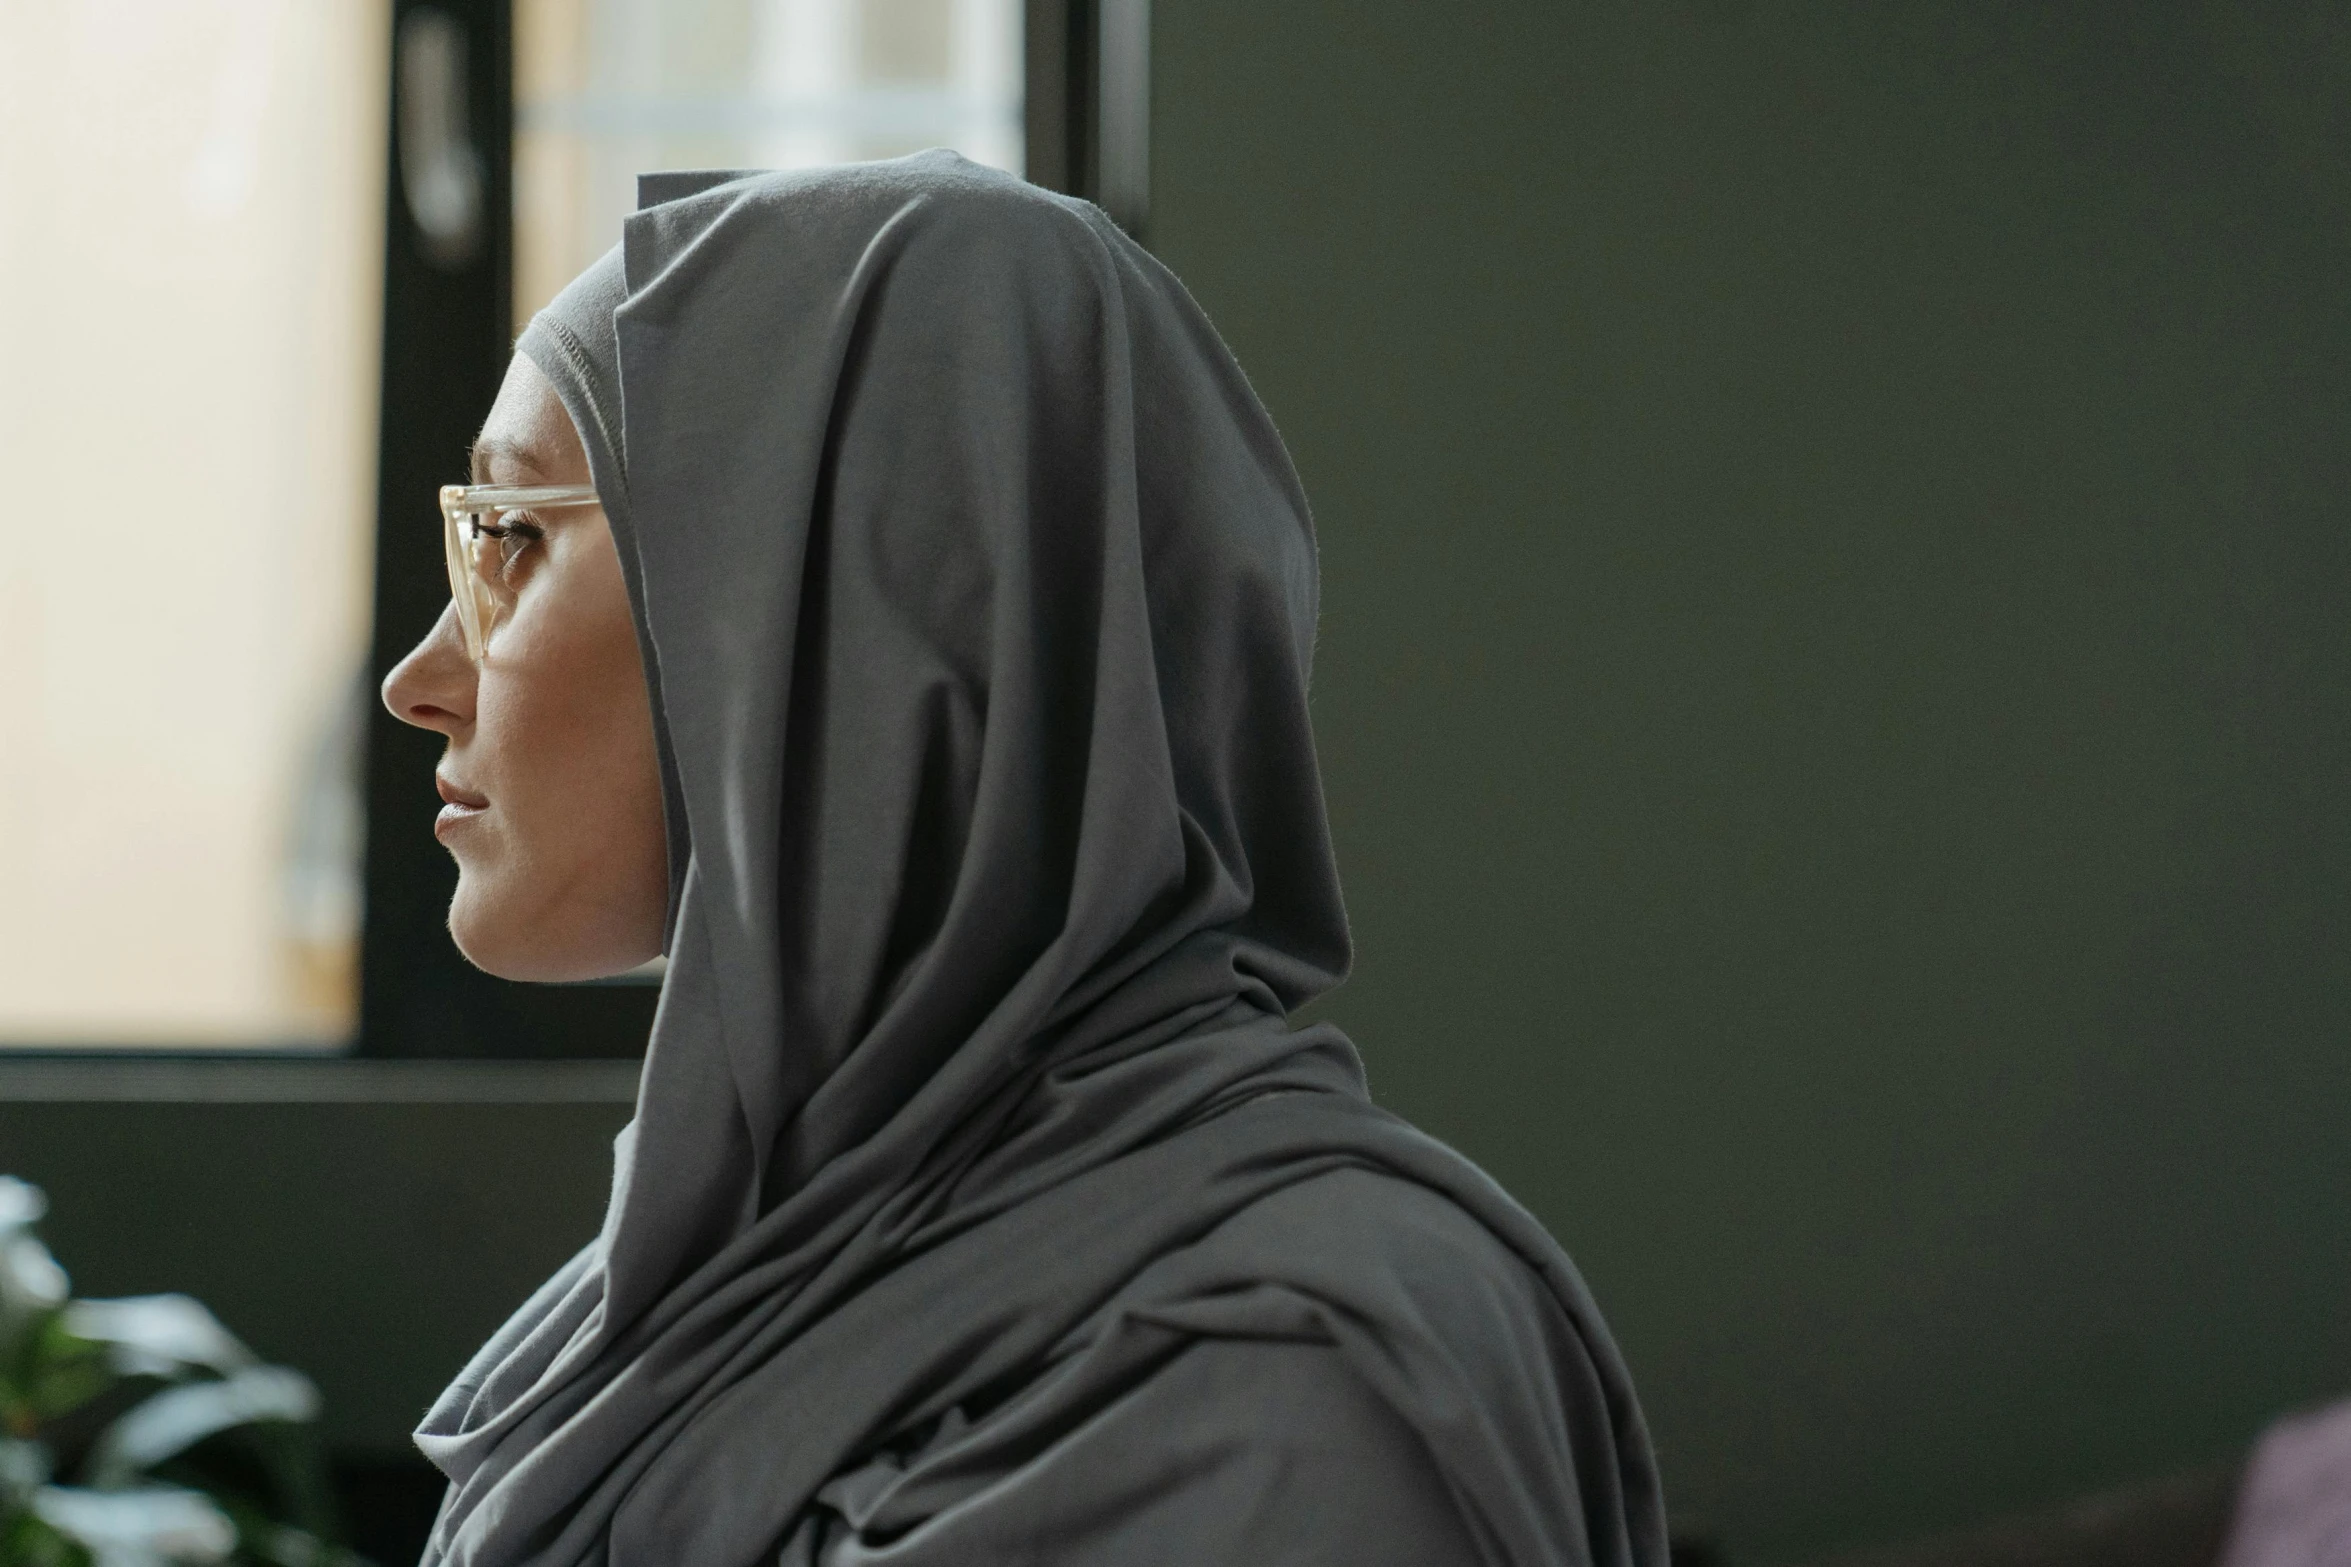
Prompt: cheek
<box><xmin>484</xmin><ymin>634</ymin><xmax>657</xmax><ymax>861</ymax></box>
<box><xmin>479</xmin><ymin>671</ymin><xmax>620</xmax><ymax>842</ymax></box>
<box><xmin>456</xmin><ymin>556</ymin><xmax>666</xmax><ymax>953</ymax></box>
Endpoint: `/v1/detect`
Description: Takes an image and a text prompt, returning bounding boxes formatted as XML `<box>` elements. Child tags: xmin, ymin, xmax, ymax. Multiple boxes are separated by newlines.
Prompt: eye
<box><xmin>467</xmin><ymin>515</ymin><xmax>546</xmax><ymax>584</ymax></box>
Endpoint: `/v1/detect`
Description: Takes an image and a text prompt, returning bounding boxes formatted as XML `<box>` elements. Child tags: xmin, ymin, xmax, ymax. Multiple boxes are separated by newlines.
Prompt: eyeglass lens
<box><xmin>442</xmin><ymin>508</ymin><xmax>505</xmax><ymax>661</ymax></box>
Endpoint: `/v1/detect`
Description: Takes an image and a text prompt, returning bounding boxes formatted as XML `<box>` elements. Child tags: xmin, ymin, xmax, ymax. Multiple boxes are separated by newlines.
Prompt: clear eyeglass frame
<box><xmin>438</xmin><ymin>483</ymin><xmax>602</xmax><ymax>662</ymax></box>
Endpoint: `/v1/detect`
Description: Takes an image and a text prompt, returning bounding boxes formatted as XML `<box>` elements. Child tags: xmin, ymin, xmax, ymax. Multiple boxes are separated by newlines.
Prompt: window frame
<box><xmin>364</xmin><ymin>0</ymin><xmax>651</xmax><ymax>1059</ymax></box>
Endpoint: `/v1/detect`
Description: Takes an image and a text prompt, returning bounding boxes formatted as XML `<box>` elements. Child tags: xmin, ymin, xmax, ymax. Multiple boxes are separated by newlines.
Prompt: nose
<box><xmin>382</xmin><ymin>602</ymin><xmax>477</xmax><ymax>735</ymax></box>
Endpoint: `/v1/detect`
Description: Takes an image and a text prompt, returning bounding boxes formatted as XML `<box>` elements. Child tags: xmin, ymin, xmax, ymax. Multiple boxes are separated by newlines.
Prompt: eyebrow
<box><xmin>468</xmin><ymin>435</ymin><xmax>555</xmax><ymax>484</ymax></box>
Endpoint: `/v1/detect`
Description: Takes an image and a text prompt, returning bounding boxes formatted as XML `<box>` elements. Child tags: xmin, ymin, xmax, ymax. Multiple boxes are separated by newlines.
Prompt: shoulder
<box><xmin>792</xmin><ymin>1318</ymin><xmax>1484</xmax><ymax>1567</ymax></box>
<box><xmin>1210</xmin><ymin>1161</ymin><xmax>1554</xmax><ymax>1280</ymax></box>
<box><xmin>1108</xmin><ymin>1161</ymin><xmax>1666</xmax><ymax>1567</ymax></box>
<box><xmin>1143</xmin><ymin>1162</ymin><xmax>1588</xmax><ymax>1372</ymax></box>
<box><xmin>796</xmin><ymin>1157</ymin><xmax>1664</xmax><ymax>1567</ymax></box>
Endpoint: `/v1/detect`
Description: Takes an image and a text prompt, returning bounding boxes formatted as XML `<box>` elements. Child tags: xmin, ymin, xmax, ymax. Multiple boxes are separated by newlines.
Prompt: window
<box><xmin>512</xmin><ymin>0</ymin><xmax>1025</xmax><ymax>331</ymax></box>
<box><xmin>0</xmin><ymin>2</ymin><xmax>387</xmax><ymax>1049</ymax></box>
<box><xmin>1</xmin><ymin>0</ymin><xmax>1142</xmax><ymax>1056</ymax></box>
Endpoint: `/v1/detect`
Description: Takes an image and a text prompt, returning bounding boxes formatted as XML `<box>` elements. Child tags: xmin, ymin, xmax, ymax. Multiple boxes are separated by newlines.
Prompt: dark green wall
<box><xmin>0</xmin><ymin>1102</ymin><xmax>624</xmax><ymax>1457</ymax></box>
<box><xmin>1148</xmin><ymin>0</ymin><xmax>2351</xmax><ymax>1560</ymax></box>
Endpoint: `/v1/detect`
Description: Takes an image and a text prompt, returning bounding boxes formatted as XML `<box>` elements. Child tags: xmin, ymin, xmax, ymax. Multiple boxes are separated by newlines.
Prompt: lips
<box><xmin>435</xmin><ymin>773</ymin><xmax>488</xmax><ymax>809</ymax></box>
<box><xmin>434</xmin><ymin>773</ymin><xmax>489</xmax><ymax>839</ymax></box>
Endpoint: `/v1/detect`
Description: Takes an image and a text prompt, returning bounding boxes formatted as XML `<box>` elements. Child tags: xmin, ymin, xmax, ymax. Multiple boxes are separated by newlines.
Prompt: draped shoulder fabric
<box><xmin>416</xmin><ymin>151</ymin><xmax>1667</xmax><ymax>1567</ymax></box>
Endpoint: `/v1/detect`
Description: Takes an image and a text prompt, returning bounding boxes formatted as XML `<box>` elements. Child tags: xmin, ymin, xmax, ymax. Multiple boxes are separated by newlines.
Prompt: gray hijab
<box><xmin>415</xmin><ymin>151</ymin><xmax>1665</xmax><ymax>1567</ymax></box>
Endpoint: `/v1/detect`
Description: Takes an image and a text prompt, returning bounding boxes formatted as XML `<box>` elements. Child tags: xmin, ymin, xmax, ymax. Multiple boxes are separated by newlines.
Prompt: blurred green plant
<box><xmin>0</xmin><ymin>1178</ymin><xmax>365</xmax><ymax>1567</ymax></box>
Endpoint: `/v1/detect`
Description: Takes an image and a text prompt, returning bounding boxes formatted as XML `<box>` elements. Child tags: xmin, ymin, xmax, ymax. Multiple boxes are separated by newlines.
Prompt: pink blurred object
<box><xmin>2220</xmin><ymin>1399</ymin><xmax>2351</xmax><ymax>1567</ymax></box>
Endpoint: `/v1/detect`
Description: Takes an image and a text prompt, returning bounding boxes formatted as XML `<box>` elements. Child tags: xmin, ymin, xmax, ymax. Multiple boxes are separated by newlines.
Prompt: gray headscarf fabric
<box><xmin>416</xmin><ymin>151</ymin><xmax>1666</xmax><ymax>1567</ymax></box>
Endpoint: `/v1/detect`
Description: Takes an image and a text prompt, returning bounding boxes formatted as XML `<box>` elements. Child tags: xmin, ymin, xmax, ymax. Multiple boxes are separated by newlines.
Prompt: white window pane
<box><xmin>514</xmin><ymin>0</ymin><xmax>1022</xmax><ymax>332</ymax></box>
<box><xmin>0</xmin><ymin>0</ymin><xmax>386</xmax><ymax>1046</ymax></box>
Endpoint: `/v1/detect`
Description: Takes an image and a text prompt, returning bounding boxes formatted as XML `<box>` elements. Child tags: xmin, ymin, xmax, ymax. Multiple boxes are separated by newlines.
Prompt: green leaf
<box><xmin>2</xmin><ymin>1311</ymin><xmax>113</xmax><ymax>1436</ymax></box>
<box><xmin>89</xmin><ymin>1371</ymin><xmax>320</xmax><ymax>1490</ymax></box>
<box><xmin>0</xmin><ymin>1183</ymin><xmax>365</xmax><ymax>1566</ymax></box>
<box><xmin>29</xmin><ymin>1484</ymin><xmax>236</xmax><ymax>1564</ymax></box>
<box><xmin>21</xmin><ymin>1320</ymin><xmax>112</xmax><ymax>1427</ymax></box>
<box><xmin>61</xmin><ymin>1300</ymin><xmax>253</xmax><ymax>1383</ymax></box>
<box><xmin>0</xmin><ymin>1504</ymin><xmax>94</xmax><ymax>1567</ymax></box>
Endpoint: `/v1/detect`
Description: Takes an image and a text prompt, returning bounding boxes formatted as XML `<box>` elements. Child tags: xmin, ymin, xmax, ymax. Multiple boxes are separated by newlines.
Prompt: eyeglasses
<box><xmin>437</xmin><ymin>483</ymin><xmax>602</xmax><ymax>662</ymax></box>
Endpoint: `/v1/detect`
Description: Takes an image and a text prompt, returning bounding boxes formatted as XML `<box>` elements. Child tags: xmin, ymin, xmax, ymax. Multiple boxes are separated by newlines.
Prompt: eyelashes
<box><xmin>469</xmin><ymin>516</ymin><xmax>546</xmax><ymax>582</ymax></box>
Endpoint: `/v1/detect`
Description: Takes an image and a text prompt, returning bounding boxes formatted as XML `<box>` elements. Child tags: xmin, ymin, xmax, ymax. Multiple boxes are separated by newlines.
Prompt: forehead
<box><xmin>473</xmin><ymin>353</ymin><xmax>590</xmax><ymax>482</ymax></box>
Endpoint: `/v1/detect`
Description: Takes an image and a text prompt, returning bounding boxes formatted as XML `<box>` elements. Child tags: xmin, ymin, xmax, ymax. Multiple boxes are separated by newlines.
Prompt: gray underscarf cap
<box><xmin>514</xmin><ymin>241</ymin><xmax>683</xmax><ymax>934</ymax></box>
<box><xmin>516</xmin><ymin>244</ymin><xmax>628</xmax><ymax>484</ymax></box>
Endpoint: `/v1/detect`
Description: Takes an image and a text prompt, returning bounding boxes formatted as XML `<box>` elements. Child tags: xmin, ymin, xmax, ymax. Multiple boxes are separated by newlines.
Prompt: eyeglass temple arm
<box><xmin>440</xmin><ymin>483</ymin><xmax>602</xmax><ymax>511</ymax></box>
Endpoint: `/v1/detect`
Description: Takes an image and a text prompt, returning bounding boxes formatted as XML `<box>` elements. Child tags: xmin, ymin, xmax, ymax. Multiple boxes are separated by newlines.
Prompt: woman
<box><xmin>384</xmin><ymin>151</ymin><xmax>1664</xmax><ymax>1567</ymax></box>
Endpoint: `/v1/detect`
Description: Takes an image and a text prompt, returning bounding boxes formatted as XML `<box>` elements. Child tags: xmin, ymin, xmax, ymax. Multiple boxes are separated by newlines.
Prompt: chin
<box><xmin>447</xmin><ymin>893</ymin><xmax>546</xmax><ymax>981</ymax></box>
<box><xmin>447</xmin><ymin>880</ymin><xmax>648</xmax><ymax>984</ymax></box>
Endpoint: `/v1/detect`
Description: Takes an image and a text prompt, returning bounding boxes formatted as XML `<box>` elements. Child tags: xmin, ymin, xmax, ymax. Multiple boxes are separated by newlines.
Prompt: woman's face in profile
<box><xmin>382</xmin><ymin>354</ymin><xmax>668</xmax><ymax>982</ymax></box>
